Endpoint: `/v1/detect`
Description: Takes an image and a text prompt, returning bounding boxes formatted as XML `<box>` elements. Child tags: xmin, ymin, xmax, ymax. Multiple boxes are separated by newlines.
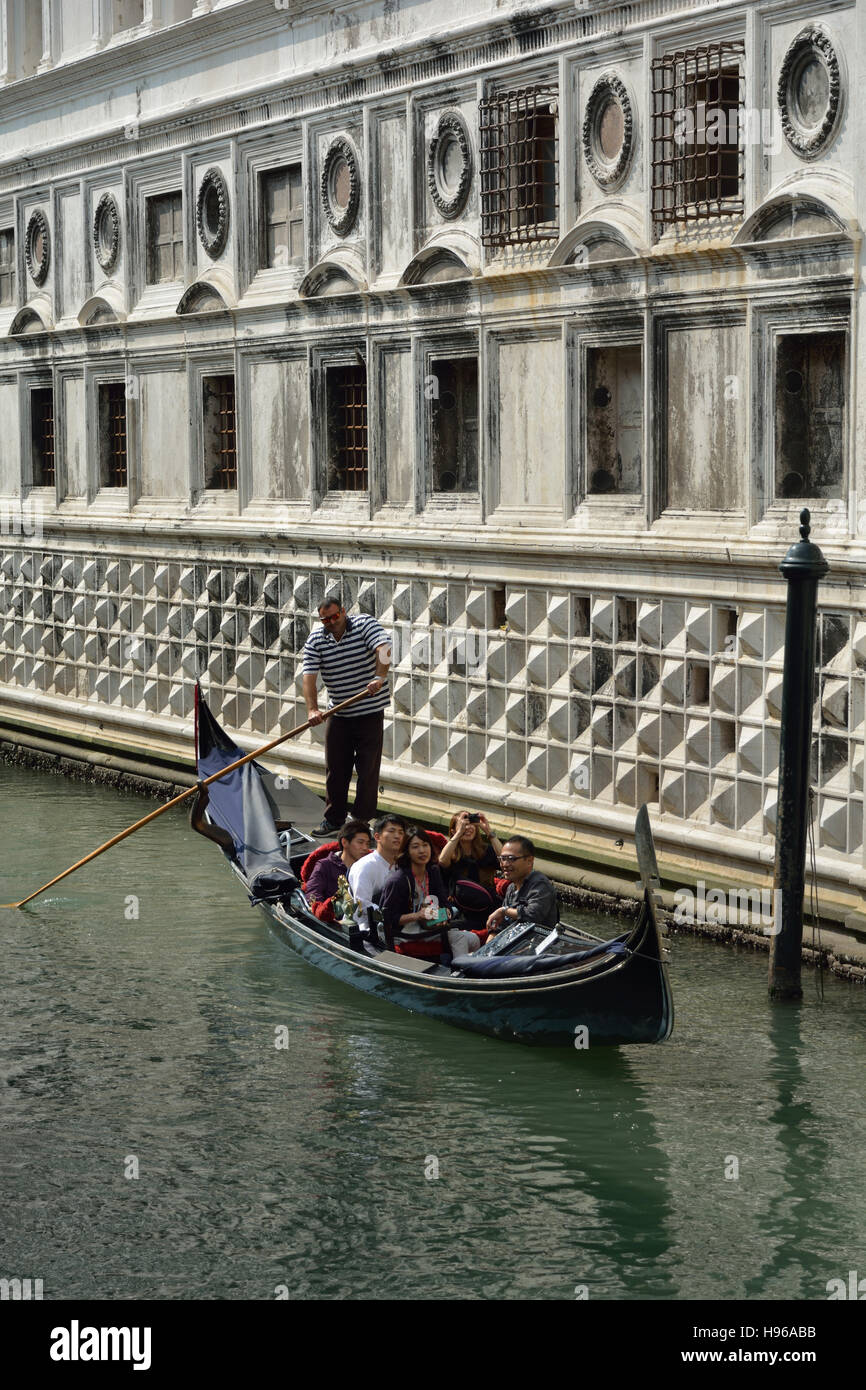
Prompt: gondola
<box><xmin>195</xmin><ymin>692</ymin><xmax>674</xmax><ymax>1047</ymax></box>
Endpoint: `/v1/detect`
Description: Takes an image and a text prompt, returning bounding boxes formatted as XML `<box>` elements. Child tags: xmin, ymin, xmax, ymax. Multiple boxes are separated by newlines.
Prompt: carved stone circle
<box><xmin>196</xmin><ymin>167</ymin><xmax>230</xmax><ymax>258</ymax></box>
<box><xmin>427</xmin><ymin>111</ymin><xmax>473</xmax><ymax>219</ymax></box>
<box><xmin>93</xmin><ymin>193</ymin><xmax>120</xmax><ymax>273</ymax></box>
<box><xmin>777</xmin><ymin>26</ymin><xmax>842</xmax><ymax>159</ymax></box>
<box><xmin>321</xmin><ymin>137</ymin><xmax>360</xmax><ymax>236</ymax></box>
<box><xmin>25</xmin><ymin>209</ymin><xmax>50</xmax><ymax>286</ymax></box>
<box><xmin>582</xmin><ymin>73</ymin><xmax>634</xmax><ymax>190</ymax></box>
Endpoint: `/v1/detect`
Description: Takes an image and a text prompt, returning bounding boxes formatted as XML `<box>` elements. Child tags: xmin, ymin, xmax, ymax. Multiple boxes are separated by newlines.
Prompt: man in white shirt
<box><xmin>348</xmin><ymin>814</ymin><xmax>406</xmax><ymax>934</ymax></box>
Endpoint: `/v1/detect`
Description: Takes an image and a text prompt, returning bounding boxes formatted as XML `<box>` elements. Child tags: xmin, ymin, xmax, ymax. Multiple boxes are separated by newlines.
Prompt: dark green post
<box><xmin>769</xmin><ymin>508</ymin><xmax>829</xmax><ymax>1000</ymax></box>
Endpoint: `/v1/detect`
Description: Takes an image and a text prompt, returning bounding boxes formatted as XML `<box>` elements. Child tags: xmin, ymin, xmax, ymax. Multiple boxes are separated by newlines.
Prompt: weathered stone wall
<box><xmin>0</xmin><ymin>0</ymin><xmax>864</xmax><ymax>907</ymax></box>
<box><xmin>1</xmin><ymin>539</ymin><xmax>863</xmax><ymax>889</ymax></box>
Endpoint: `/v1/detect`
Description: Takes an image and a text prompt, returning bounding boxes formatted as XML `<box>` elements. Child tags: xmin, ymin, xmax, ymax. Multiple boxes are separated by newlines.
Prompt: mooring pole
<box><xmin>769</xmin><ymin>508</ymin><xmax>829</xmax><ymax>1000</ymax></box>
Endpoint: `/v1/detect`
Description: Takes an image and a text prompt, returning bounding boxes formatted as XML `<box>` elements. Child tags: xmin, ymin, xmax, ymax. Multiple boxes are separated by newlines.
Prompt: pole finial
<box><xmin>800</xmin><ymin>508</ymin><xmax>811</xmax><ymax>540</ymax></box>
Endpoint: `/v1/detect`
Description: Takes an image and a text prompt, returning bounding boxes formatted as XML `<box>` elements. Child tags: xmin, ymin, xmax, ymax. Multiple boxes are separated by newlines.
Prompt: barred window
<box><xmin>146</xmin><ymin>191</ymin><xmax>184</xmax><ymax>284</ymax></box>
<box><xmin>98</xmin><ymin>382</ymin><xmax>128</xmax><ymax>488</ymax></box>
<box><xmin>260</xmin><ymin>166</ymin><xmax>304</xmax><ymax>269</ymax></box>
<box><xmin>480</xmin><ymin>86</ymin><xmax>558</xmax><ymax>248</ymax></box>
<box><xmin>651</xmin><ymin>42</ymin><xmax>744</xmax><ymax>238</ymax></box>
<box><xmin>203</xmin><ymin>374</ymin><xmax>237</xmax><ymax>490</ymax></box>
<box><xmin>326</xmin><ymin>364</ymin><xmax>368</xmax><ymax>492</ymax></box>
<box><xmin>31</xmin><ymin>387</ymin><xmax>55</xmax><ymax>488</ymax></box>
<box><xmin>0</xmin><ymin>229</ymin><xmax>15</xmax><ymax>306</ymax></box>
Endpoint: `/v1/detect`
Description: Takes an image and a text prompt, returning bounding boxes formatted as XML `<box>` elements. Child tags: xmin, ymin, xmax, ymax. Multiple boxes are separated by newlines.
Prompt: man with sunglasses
<box><xmin>302</xmin><ymin>595</ymin><xmax>391</xmax><ymax>835</ymax></box>
<box><xmin>486</xmin><ymin>835</ymin><xmax>559</xmax><ymax>933</ymax></box>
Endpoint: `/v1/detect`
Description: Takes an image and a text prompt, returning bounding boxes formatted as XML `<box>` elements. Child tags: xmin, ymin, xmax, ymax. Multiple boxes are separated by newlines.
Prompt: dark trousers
<box><xmin>324</xmin><ymin>710</ymin><xmax>385</xmax><ymax>825</ymax></box>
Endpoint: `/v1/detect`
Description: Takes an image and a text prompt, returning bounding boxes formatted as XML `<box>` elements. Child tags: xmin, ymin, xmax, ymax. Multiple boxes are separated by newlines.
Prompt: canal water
<box><xmin>2</xmin><ymin>762</ymin><xmax>864</xmax><ymax>1302</ymax></box>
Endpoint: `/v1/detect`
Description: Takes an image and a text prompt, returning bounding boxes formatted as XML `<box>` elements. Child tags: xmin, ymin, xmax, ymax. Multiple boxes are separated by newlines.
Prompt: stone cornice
<box><xmin>0</xmin><ymin>227</ymin><xmax>853</xmax><ymax>362</ymax></box>
<box><xmin>0</xmin><ymin>0</ymin><xmax>285</xmax><ymax>111</ymax></box>
<box><xmin>5</xmin><ymin>512</ymin><xmax>864</xmax><ymax>588</ymax></box>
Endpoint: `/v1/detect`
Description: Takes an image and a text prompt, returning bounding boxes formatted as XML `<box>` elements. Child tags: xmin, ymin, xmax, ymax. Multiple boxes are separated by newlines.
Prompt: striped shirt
<box><xmin>302</xmin><ymin>613</ymin><xmax>390</xmax><ymax>718</ymax></box>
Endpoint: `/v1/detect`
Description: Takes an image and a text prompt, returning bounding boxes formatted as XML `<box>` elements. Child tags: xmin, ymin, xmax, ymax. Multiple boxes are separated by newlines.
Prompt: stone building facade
<box><xmin>0</xmin><ymin>0</ymin><xmax>864</xmax><ymax>918</ymax></box>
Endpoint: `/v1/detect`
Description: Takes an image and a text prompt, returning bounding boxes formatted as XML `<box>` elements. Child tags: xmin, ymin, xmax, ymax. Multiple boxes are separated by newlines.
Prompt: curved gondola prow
<box><xmin>635</xmin><ymin>803</ymin><xmax>665</xmax><ymax>934</ymax></box>
<box><xmin>634</xmin><ymin>803</ymin><xmax>674</xmax><ymax>1040</ymax></box>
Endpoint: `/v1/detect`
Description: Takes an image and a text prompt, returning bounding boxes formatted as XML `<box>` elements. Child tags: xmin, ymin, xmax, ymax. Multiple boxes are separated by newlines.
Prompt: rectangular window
<box><xmin>775</xmin><ymin>333</ymin><xmax>845</xmax><ymax>499</ymax></box>
<box><xmin>202</xmin><ymin>374</ymin><xmax>237</xmax><ymax>490</ymax></box>
<box><xmin>429</xmin><ymin>357</ymin><xmax>479</xmax><ymax>493</ymax></box>
<box><xmin>0</xmin><ymin>229</ymin><xmax>15</xmax><ymax>306</ymax></box>
<box><xmin>260</xmin><ymin>166</ymin><xmax>304</xmax><ymax>268</ymax></box>
<box><xmin>480</xmin><ymin>85</ymin><xmax>558</xmax><ymax>248</ymax></box>
<box><xmin>586</xmin><ymin>345</ymin><xmax>642</xmax><ymax>495</ymax></box>
<box><xmin>651</xmin><ymin>42</ymin><xmax>744</xmax><ymax>237</ymax></box>
<box><xmin>98</xmin><ymin>382</ymin><xmax>128</xmax><ymax>488</ymax></box>
<box><xmin>146</xmin><ymin>191</ymin><xmax>184</xmax><ymax>284</ymax></box>
<box><xmin>31</xmin><ymin>387</ymin><xmax>55</xmax><ymax>488</ymax></box>
<box><xmin>326</xmin><ymin>364</ymin><xmax>368</xmax><ymax>492</ymax></box>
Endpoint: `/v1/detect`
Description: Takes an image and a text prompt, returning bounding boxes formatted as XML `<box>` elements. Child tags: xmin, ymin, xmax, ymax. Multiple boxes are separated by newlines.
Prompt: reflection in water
<box><xmin>1</xmin><ymin>763</ymin><xmax>865</xmax><ymax>1300</ymax></box>
<box><xmin>742</xmin><ymin>1005</ymin><xmax>835</xmax><ymax>1301</ymax></box>
<box><xmin>278</xmin><ymin>1018</ymin><xmax>676</xmax><ymax>1299</ymax></box>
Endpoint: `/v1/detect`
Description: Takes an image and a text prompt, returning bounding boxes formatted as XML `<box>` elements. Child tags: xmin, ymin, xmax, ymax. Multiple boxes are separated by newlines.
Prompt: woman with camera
<box><xmin>378</xmin><ymin>827</ymin><xmax>481</xmax><ymax>960</ymax></box>
<box><xmin>438</xmin><ymin>810</ymin><xmax>503</xmax><ymax>927</ymax></box>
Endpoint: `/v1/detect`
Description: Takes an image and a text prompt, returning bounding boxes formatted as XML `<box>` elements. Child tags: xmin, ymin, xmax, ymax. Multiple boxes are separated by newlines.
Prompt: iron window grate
<box><xmin>328</xmin><ymin>364</ymin><xmax>368</xmax><ymax>492</ymax></box>
<box><xmin>651</xmin><ymin>41</ymin><xmax>745</xmax><ymax>238</ymax></box>
<box><xmin>480</xmin><ymin>85</ymin><xmax>559</xmax><ymax>248</ymax></box>
<box><xmin>213</xmin><ymin>375</ymin><xmax>237</xmax><ymax>489</ymax></box>
<box><xmin>104</xmin><ymin>382</ymin><xmax>128</xmax><ymax>487</ymax></box>
<box><xmin>31</xmin><ymin>388</ymin><xmax>55</xmax><ymax>488</ymax></box>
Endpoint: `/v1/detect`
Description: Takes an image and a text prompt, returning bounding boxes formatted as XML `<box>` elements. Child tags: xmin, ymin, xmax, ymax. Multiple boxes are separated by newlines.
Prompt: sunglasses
<box><xmin>498</xmin><ymin>854</ymin><xmax>527</xmax><ymax>864</ymax></box>
<box><xmin>321</xmin><ymin>613</ymin><xmax>343</xmax><ymax>624</ymax></box>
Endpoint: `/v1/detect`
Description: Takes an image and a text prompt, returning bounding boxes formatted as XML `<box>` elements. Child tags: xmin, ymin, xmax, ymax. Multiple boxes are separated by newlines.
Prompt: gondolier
<box><xmin>302</xmin><ymin>594</ymin><xmax>392</xmax><ymax>835</ymax></box>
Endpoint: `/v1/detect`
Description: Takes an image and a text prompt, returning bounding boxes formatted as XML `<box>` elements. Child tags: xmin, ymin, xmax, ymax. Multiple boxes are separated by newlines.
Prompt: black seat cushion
<box><xmin>452</xmin><ymin>940</ymin><xmax>625</xmax><ymax>978</ymax></box>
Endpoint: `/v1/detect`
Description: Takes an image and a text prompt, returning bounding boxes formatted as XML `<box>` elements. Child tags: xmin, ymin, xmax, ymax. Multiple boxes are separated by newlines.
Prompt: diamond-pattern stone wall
<box><xmin>0</xmin><ymin>545</ymin><xmax>863</xmax><ymax>861</ymax></box>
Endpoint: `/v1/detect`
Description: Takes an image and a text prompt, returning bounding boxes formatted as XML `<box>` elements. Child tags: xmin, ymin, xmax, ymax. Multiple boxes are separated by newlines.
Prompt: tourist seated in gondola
<box><xmin>379</xmin><ymin>828</ymin><xmax>483</xmax><ymax>960</ymax></box>
<box><xmin>304</xmin><ymin>818</ymin><xmax>372</xmax><ymax>921</ymax></box>
<box><xmin>437</xmin><ymin>809</ymin><xmax>504</xmax><ymax>927</ymax></box>
<box><xmin>189</xmin><ymin>781</ymin><xmax>236</xmax><ymax>854</ymax></box>
<box><xmin>486</xmin><ymin>835</ymin><xmax>559</xmax><ymax>934</ymax></box>
<box><xmin>347</xmin><ymin>813</ymin><xmax>407</xmax><ymax>932</ymax></box>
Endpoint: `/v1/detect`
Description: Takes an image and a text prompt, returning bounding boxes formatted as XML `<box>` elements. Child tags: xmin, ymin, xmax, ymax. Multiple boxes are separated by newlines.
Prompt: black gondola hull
<box><xmin>196</xmin><ymin>688</ymin><xmax>673</xmax><ymax>1047</ymax></box>
<box><xmin>258</xmin><ymin>887</ymin><xmax>673</xmax><ymax>1047</ymax></box>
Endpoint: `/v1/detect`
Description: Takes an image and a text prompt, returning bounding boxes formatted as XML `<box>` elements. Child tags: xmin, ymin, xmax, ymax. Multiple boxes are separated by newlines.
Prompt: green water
<box><xmin>1</xmin><ymin>762</ymin><xmax>864</xmax><ymax>1301</ymax></box>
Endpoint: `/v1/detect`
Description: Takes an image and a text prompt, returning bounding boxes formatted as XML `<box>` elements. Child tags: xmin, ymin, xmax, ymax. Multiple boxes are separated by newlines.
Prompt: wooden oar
<box><xmin>2</xmin><ymin>689</ymin><xmax>370</xmax><ymax>909</ymax></box>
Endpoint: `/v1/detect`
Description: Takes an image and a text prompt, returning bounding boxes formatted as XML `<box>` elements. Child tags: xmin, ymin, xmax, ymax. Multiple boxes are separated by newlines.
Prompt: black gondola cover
<box><xmin>195</xmin><ymin>685</ymin><xmax>298</xmax><ymax>902</ymax></box>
